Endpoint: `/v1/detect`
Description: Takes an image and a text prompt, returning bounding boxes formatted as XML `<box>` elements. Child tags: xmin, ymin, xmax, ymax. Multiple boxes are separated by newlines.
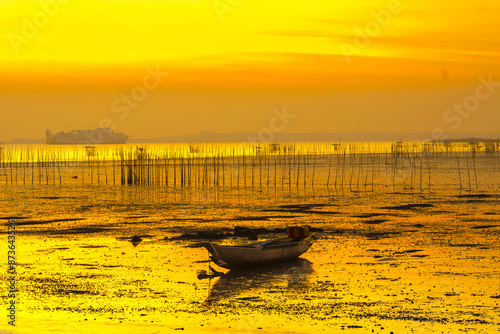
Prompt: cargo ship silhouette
<box><xmin>46</xmin><ymin>128</ymin><xmax>128</xmax><ymax>145</ymax></box>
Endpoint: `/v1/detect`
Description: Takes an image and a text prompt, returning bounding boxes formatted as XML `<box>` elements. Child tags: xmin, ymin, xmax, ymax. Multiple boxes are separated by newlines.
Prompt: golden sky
<box><xmin>0</xmin><ymin>0</ymin><xmax>499</xmax><ymax>141</ymax></box>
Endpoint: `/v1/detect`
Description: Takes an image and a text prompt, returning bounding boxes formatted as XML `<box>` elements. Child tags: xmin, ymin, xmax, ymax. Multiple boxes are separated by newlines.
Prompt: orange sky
<box><xmin>1</xmin><ymin>0</ymin><xmax>499</xmax><ymax>141</ymax></box>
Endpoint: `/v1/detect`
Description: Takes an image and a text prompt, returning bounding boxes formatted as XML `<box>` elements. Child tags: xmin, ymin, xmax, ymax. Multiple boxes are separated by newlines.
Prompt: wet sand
<box><xmin>1</xmin><ymin>154</ymin><xmax>500</xmax><ymax>333</ymax></box>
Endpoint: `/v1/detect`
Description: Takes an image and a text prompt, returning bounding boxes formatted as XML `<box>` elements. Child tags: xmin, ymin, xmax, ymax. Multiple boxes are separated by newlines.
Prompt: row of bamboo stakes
<box><xmin>0</xmin><ymin>142</ymin><xmax>498</xmax><ymax>194</ymax></box>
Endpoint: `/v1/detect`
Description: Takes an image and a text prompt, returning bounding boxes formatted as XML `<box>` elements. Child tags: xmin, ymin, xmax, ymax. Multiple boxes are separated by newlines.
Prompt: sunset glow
<box><xmin>1</xmin><ymin>0</ymin><xmax>499</xmax><ymax>140</ymax></box>
<box><xmin>3</xmin><ymin>3</ymin><xmax>500</xmax><ymax>334</ymax></box>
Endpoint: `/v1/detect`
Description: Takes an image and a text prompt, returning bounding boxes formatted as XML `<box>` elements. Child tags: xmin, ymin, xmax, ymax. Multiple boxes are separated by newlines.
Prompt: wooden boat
<box><xmin>199</xmin><ymin>227</ymin><xmax>313</xmax><ymax>269</ymax></box>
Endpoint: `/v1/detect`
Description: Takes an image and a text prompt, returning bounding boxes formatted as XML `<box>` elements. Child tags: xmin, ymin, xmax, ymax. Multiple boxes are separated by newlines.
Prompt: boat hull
<box><xmin>201</xmin><ymin>237</ymin><xmax>313</xmax><ymax>269</ymax></box>
<box><xmin>46</xmin><ymin>135</ymin><xmax>129</xmax><ymax>145</ymax></box>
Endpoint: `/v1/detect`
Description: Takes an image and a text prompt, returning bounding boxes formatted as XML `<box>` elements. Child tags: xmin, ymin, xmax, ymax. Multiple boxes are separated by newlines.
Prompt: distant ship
<box><xmin>46</xmin><ymin>128</ymin><xmax>129</xmax><ymax>145</ymax></box>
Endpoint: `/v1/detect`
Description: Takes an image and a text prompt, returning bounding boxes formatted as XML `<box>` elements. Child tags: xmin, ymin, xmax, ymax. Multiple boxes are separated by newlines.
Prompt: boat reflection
<box><xmin>202</xmin><ymin>258</ymin><xmax>314</xmax><ymax>306</ymax></box>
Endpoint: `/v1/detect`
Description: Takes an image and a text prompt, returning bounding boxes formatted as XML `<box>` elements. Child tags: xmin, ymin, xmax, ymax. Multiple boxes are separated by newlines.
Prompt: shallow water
<box><xmin>1</xmin><ymin>151</ymin><xmax>500</xmax><ymax>334</ymax></box>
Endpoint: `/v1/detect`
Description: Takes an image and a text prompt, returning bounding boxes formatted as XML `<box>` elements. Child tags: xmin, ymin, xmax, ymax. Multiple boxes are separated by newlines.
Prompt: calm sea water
<box><xmin>1</xmin><ymin>143</ymin><xmax>500</xmax><ymax>333</ymax></box>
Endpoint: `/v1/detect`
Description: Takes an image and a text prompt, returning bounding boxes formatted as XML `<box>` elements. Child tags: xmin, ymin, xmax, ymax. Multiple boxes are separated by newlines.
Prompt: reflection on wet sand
<box><xmin>203</xmin><ymin>258</ymin><xmax>314</xmax><ymax>306</ymax></box>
